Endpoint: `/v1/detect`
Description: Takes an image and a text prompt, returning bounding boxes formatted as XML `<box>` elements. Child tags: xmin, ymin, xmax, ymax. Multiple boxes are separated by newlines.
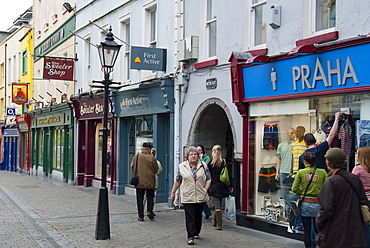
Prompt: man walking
<box><xmin>131</xmin><ymin>142</ymin><xmax>158</xmax><ymax>221</ymax></box>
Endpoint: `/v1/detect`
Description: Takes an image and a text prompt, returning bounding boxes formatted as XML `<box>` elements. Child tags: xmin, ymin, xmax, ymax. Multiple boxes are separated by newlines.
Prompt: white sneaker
<box><xmin>272</xmin><ymin>201</ymin><xmax>280</xmax><ymax>208</ymax></box>
<box><xmin>265</xmin><ymin>198</ymin><xmax>272</xmax><ymax>207</ymax></box>
<box><xmin>279</xmin><ymin>197</ymin><xmax>285</xmax><ymax>207</ymax></box>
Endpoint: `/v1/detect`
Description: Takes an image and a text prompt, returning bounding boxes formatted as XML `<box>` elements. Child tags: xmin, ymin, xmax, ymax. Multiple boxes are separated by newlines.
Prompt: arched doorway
<box><xmin>188</xmin><ymin>98</ymin><xmax>240</xmax><ymax>208</ymax></box>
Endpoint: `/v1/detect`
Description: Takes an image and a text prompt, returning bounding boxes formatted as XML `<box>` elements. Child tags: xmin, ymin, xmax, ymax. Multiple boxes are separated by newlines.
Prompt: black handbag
<box><xmin>130</xmin><ymin>153</ymin><xmax>139</xmax><ymax>186</ymax></box>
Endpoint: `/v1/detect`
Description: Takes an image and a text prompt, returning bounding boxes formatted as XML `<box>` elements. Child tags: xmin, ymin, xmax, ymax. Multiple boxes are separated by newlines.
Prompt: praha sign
<box><xmin>43</xmin><ymin>59</ymin><xmax>74</xmax><ymax>81</ymax></box>
<box><xmin>242</xmin><ymin>43</ymin><xmax>370</xmax><ymax>100</ymax></box>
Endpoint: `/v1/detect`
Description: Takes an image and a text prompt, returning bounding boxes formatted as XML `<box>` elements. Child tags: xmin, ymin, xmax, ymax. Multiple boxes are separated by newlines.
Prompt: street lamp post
<box><xmin>95</xmin><ymin>27</ymin><xmax>121</xmax><ymax>240</ymax></box>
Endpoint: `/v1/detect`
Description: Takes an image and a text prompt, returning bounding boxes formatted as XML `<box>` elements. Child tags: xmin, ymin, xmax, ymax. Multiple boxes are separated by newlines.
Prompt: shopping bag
<box><xmin>224</xmin><ymin>196</ymin><xmax>236</xmax><ymax>220</ymax></box>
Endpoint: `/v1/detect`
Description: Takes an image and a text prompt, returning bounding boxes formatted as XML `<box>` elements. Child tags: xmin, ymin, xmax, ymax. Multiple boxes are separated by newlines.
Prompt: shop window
<box><xmin>206</xmin><ymin>0</ymin><xmax>217</xmax><ymax>57</ymax></box>
<box><xmin>315</xmin><ymin>0</ymin><xmax>336</xmax><ymax>32</ymax></box>
<box><xmin>39</xmin><ymin>129</ymin><xmax>44</xmax><ymax>166</ymax></box>
<box><xmin>53</xmin><ymin>128</ymin><xmax>64</xmax><ymax>170</ymax></box>
<box><xmin>95</xmin><ymin>122</ymin><xmax>112</xmax><ymax>180</ymax></box>
<box><xmin>249</xmin><ymin>92</ymin><xmax>370</xmax><ymax>223</ymax></box>
<box><xmin>251</xmin><ymin>0</ymin><xmax>267</xmax><ymax>46</ymax></box>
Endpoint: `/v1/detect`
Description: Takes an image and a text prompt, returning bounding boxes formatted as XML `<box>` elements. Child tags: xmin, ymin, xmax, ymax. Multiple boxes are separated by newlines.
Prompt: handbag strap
<box><xmin>301</xmin><ymin>167</ymin><xmax>317</xmax><ymax>201</ymax></box>
<box><xmin>337</xmin><ymin>172</ymin><xmax>361</xmax><ymax>200</ymax></box>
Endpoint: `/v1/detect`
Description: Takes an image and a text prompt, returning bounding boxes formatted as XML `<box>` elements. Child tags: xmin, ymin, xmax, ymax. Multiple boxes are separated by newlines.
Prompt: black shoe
<box><xmin>137</xmin><ymin>217</ymin><xmax>144</xmax><ymax>221</ymax></box>
<box><xmin>147</xmin><ymin>212</ymin><xmax>155</xmax><ymax>220</ymax></box>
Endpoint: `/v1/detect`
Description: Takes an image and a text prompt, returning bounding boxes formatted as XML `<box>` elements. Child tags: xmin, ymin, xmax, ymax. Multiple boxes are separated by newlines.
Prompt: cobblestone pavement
<box><xmin>0</xmin><ymin>171</ymin><xmax>303</xmax><ymax>248</ymax></box>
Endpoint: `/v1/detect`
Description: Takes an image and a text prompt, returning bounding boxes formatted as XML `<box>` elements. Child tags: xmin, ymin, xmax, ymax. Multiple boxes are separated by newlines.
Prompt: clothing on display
<box><xmin>338</xmin><ymin>120</ymin><xmax>353</xmax><ymax>161</ymax></box>
<box><xmin>356</xmin><ymin>120</ymin><xmax>370</xmax><ymax>148</ymax></box>
<box><xmin>291</xmin><ymin>140</ymin><xmax>307</xmax><ymax>175</ymax></box>
<box><xmin>313</xmin><ymin>128</ymin><xmax>326</xmax><ymax>145</ymax></box>
<box><xmin>262</xmin><ymin>123</ymin><xmax>279</xmax><ymax>150</ymax></box>
<box><xmin>258</xmin><ymin>165</ymin><xmax>278</xmax><ymax>193</ymax></box>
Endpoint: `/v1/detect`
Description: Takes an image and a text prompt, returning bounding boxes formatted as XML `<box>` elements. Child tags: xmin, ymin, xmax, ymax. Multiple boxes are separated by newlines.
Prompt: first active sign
<box><xmin>130</xmin><ymin>46</ymin><xmax>167</xmax><ymax>71</ymax></box>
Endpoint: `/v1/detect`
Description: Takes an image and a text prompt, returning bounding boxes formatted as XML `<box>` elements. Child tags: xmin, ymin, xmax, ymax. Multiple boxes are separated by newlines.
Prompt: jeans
<box><xmin>136</xmin><ymin>188</ymin><xmax>154</xmax><ymax>219</ymax></box>
<box><xmin>203</xmin><ymin>202</ymin><xmax>212</xmax><ymax>217</ymax></box>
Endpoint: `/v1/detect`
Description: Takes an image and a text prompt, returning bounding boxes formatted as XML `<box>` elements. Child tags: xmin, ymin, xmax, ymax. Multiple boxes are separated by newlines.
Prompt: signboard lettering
<box><xmin>43</xmin><ymin>59</ymin><xmax>74</xmax><ymax>81</ymax></box>
<box><xmin>242</xmin><ymin>43</ymin><xmax>370</xmax><ymax>100</ymax></box>
<box><xmin>131</xmin><ymin>46</ymin><xmax>167</xmax><ymax>71</ymax></box>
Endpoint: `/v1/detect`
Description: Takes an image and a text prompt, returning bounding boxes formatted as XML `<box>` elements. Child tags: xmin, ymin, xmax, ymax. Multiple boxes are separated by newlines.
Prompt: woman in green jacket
<box><xmin>292</xmin><ymin>152</ymin><xmax>327</xmax><ymax>248</ymax></box>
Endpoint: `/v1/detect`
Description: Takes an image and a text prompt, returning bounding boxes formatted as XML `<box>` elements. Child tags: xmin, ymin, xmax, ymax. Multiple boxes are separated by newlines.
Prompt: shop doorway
<box><xmin>188</xmin><ymin>99</ymin><xmax>241</xmax><ymax>209</ymax></box>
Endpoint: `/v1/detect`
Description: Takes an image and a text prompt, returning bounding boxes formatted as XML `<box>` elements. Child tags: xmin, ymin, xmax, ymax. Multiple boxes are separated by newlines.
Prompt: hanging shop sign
<box><xmin>12</xmin><ymin>83</ymin><xmax>28</xmax><ymax>105</ymax></box>
<box><xmin>242</xmin><ymin>42</ymin><xmax>370</xmax><ymax>101</ymax></box>
<box><xmin>43</xmin><ymin>58</ymin><xmax>74</xmax><ymax>81</ymax></box>
<box><xmin>130</xmin><ymin>46</ymin><xmax>167</xmax><ymax>71</ymax></box>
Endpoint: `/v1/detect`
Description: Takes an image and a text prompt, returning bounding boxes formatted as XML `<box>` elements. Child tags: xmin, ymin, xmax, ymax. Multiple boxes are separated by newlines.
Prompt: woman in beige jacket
<box><xmin>171</xmin><ymin>146</ymin><xmax>211</xmax><ymax>245</ymax></box>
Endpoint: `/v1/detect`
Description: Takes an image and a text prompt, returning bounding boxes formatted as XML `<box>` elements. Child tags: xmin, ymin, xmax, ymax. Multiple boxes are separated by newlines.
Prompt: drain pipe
<box><xmin>171</xmin><ymin>0</ymin><xmax>184</xmax><ymax>206</ymax></box>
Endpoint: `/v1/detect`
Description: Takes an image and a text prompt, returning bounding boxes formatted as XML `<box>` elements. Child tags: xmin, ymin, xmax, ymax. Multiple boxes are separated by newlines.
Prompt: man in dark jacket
<box><xmin>131</xmin><ymin>142</ymin><xmax>158</xmax><ymax>221</ymax></box>
<box><xmin>316</xmin><ymin>148</ymin><xmax>370</xmax><ymax>248</ymax></box>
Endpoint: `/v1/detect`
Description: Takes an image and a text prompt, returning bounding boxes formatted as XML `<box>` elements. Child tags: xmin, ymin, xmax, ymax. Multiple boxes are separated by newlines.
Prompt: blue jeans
<box><xmin>203</xmin><ymin>202</ymin><xmax>212</xmax><ymax>217</ymax></box>
<box><xmin>365</xmin><ymin>223</ymin><xmax>370</xmax><ymax>248</ymax></box>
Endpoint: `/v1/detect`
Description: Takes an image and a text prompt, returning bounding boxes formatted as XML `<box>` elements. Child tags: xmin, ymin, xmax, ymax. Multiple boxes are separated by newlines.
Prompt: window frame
<box><xmin>206</xmin><ymin>0</ymin><xmax>217</xmax><ymax>57</ymax></box>
<box><xmin>251</xmin><ymin>0</ymin><xmax>267</xmax><ymax>47</ymax></box>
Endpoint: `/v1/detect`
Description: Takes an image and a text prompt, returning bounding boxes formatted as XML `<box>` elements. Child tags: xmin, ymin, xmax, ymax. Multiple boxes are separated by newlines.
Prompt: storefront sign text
<box><xmin>80</xmin><ymin>103</ymin><xmax>104</xmax><ymax>116</ymax></box>
<box><xmin>43</xmin><ymin>59</ymin><xmax>74</xmax><ymax>81</ymax></box>
<box><xmin>38</xmin><ymin>116</ymin><xmax>61</xmax><ymax>125</ymax></box>
<box><xmin>242</xmin><ymin>43</ymin><xmax>370</xmax><ymax>100</ymax></box>
<box><xmin>263</xmin><ymin>208</ymin><xmax>281</xmax><ymax>221</ymax></box>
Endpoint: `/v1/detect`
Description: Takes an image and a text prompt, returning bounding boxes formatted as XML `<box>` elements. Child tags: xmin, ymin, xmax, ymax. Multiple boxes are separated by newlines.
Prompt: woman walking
<box><xmin>352</xmin><ymin>146</ymin><xmax>370</xmax><ymax>247</ymax></box>
<box><xmin>208</xmin><ymin>145</ymin><xmax>233</xmax><ymax>230</ymax></box>
<box><xmin>292</xmin><ymin>152</ymin><xmax>327</xmax><ymax>248</ymax></box>
<box><xmin>170</xmin><ymin>146</ymin><xmax>211</xmax><ymax>245</ymax></box>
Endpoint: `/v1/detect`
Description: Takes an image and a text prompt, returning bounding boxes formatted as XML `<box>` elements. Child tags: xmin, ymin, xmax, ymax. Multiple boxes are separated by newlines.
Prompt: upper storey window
<box><xmin>316</xmin><ymin>0</ymin><xmax>336</xmax><ymax>32</ymax></box>
<box><xmin>206</xmin><ymin>0</ymin><xmax>217</xmax><ymax>57</ymax></box>
<box><xmin>252</xmin><ymin>0</ymin><xmax>266</xmax><ymax>46</ymax></box>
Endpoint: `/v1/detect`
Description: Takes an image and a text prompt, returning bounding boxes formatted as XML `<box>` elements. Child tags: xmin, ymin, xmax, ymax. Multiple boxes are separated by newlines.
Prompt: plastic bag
<box><xmin>224</xmin><ymin>196</ymin><xmax>236</xmax><ymax>220</ymax></box>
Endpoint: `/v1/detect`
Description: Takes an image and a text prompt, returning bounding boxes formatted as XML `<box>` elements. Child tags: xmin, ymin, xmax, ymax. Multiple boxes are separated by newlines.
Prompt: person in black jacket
<box><xmin>316</xmin><ymin>148</ymin><xmax>370</xmax><ymax>248</ymax></box>
<box><xmin>208</xmin><ymin>145</ymin><xmax>233</xmax><ymax>230</ymax></box>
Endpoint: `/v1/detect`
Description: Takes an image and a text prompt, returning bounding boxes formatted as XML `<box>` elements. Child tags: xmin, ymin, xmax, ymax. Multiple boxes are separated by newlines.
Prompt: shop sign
<box><xmin>43</xmin><ymin>59</ymin><xmax>74</xmax><ymax>81</ymax></box>
<box><xmin>12</xmin><ymin>83</ymin><xmax>28</xmax><ymax>105</ymax></box>
<box><xmin>34</xmin><ymin>16</ymin><xmax>75</xmax><ymax>61</ymax></box>
<box><xmin>130</xmin><ymin>46</ymin><xmax>167</xmax><ymax>71</ymax></box>
<box><xmin>206</xmin><ymin>78</ymin><xmax>217</xmax><ymax>89</ymax></box>
<box><xmin>73</xmin><ymin>96</ymin><xmax>113</xmax><ymax>120</ymax></box>
<box><xmin>263</xmin><ymin>208</ymin><xmax>281</xmax><ymax>221</ymax></box>
<box><xmin>242</xmin><ymin>43</ymin><xmax>370</xmax><ymax>100</ymax></box>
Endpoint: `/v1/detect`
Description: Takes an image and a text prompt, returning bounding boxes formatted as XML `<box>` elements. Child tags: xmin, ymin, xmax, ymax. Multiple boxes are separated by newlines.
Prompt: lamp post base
<box><xmin>95</xmin><ymin>187</ymin><xmax>110</xmax><ymax>240</ymax></box>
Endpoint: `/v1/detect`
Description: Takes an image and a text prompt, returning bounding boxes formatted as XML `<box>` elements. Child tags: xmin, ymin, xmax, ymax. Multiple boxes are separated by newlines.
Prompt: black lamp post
<box><xmin>95</xmin><ymin>27</ymin><xmax>121</xmax><ymax>240</ymax></box>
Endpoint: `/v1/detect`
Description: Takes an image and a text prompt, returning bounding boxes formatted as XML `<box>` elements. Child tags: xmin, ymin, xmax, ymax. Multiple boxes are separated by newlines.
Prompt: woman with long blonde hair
<box><xmin>208</xmin><ymin>145</ymin><xmax>233</xmax><ymax>230</ymax></box>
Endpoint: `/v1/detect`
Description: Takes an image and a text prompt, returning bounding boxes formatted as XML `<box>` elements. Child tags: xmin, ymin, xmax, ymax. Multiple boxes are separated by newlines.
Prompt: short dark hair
<box><xmin>304</xmin><ymin>133</ymin><xmax>316</xmax><ymax>146</ymax></box>
<box><xmin>303</xmin><ymin>152</ymin><xmax>316</xmax><ymax>167</ymax></box>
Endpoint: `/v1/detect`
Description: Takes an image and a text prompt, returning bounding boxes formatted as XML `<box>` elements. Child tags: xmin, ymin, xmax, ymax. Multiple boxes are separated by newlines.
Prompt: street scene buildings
<box><xmin>0</xmin><ymin>0</ymin><xmax>369</xmax><ymax>241</ymax></box>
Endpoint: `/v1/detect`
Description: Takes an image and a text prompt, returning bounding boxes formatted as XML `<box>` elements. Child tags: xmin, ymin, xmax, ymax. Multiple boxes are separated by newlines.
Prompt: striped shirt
<box><xmin>291</xmin><ymin>140</ymin><xmax>306</xmax><ymax>176</ymax></box>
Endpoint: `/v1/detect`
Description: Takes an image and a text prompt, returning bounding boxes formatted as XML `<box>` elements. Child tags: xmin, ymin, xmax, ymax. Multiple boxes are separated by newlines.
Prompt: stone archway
<box><xmin>187</xmin><ymin>98</ymin><xmax>237</xmax><ymax>158</ymax></box>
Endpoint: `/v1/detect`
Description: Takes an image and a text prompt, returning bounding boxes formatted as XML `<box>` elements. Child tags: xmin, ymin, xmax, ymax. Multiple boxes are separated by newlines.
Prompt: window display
<box><xmin>249</xmin><ymin>92</ymin><xmax>370</xmax><ymax>223</ymax></box>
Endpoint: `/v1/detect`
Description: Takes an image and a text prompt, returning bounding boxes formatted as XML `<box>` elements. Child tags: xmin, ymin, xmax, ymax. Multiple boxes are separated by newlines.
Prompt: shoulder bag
<box><xmin>337</xmin><ymin>173</ymin><xmax>370</xmax><ymax>223</ymax></box>
<box><xmin>220</xmin><ymin>159</ymin><xmax>230</xmax><ymax>185</ymax></box>
<box><xmin>290</xmin><ymin>167</ymin><xmax>316</xmax><ymax>216</ymax></box>
<box><xmin>130</xmin><ymin>153</ymin><xmax>139</xmax><ymax>186</ymax></box>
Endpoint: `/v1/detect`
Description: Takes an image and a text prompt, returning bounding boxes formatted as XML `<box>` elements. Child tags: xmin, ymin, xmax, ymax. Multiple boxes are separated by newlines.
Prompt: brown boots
<box><xmin>214</xmin><ymin>211</ymin><xmax>222</xmax><ymax>230</ymax></box>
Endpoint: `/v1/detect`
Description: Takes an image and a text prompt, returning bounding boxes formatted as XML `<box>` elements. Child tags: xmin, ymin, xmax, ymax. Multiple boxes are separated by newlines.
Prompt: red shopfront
<box><xmin>72</xmin><ymin>93</ymin><xmax>117</xmax><ymax>192</ymax></box>
<box><xmin>230</xmin><ymin>36</ymin><xmax>370</xmax><ymax>237</ymax></box>
<box><xmin>16</xmin><ymin>116</ymin><xmax>31</xmax><ymax>171</ymax></box>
